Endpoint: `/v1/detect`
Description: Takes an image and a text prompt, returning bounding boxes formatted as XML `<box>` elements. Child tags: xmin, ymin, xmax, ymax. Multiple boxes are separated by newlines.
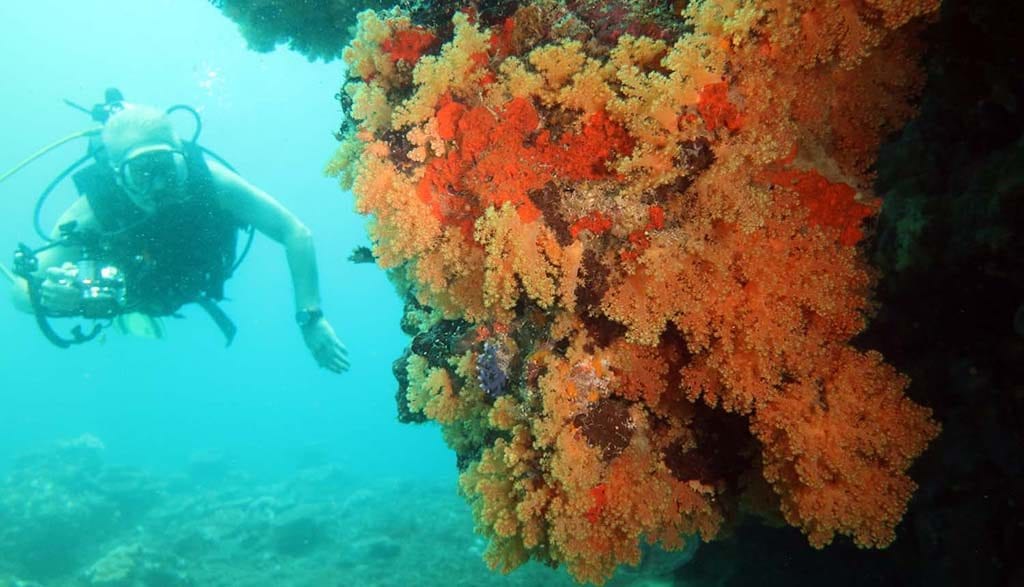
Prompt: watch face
<box><xmin>297</xmin><ymin>309</ymin><xmax>322</xmax><ymax>327</ymax></box>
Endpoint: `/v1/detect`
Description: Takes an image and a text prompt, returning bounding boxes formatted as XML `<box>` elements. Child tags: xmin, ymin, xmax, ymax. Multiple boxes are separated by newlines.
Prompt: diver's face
<box><xmin>114</xmin><ymin>146</ymin><xmax>189</xmax><ymax>213</ymax></box>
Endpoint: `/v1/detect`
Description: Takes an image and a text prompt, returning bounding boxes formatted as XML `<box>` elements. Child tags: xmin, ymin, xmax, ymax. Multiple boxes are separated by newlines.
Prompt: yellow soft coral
<box><xmin>528</xmin><ymin>40</ymin><xmax>587</xmax><ymax>90</ymax></box>
<box><xmin>350</xmin><ymin>153</ymin><xmax>441</xmax><ymax>268</ymax></box>
<box><xmin>392</xmin><ymin>12</ymin><xmax>492</xmax><ymax>128</ymax></box>
<box><xmin>475</xmin><ymin>203</ymin><xmax>562</xmax><ymax>317</ymax></box>
<box><xmin>343</xmin><ymin>10</ymin><xmax>399</xmax><ymax>86</ymax></box>
<box><xmin>404</xmin><ymin>354</ymin><xmax>459</xmax><ymax>422</ymax></box>
<box><xmin>346</xmin><ymin>82</ymin><xmax>393</xmax><ymax>136</ymax></box>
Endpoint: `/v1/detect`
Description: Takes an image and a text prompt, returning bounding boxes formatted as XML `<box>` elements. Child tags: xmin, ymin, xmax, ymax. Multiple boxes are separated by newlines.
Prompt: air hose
<box><xmin>0</xmin><ymin>128</ymin><xmax>102</xmax><ymax>185</ymax></box>
<box><xmin>0</xmin><ymin>262</ymin><xmax>15</xmax><ymax>284</ymax></box>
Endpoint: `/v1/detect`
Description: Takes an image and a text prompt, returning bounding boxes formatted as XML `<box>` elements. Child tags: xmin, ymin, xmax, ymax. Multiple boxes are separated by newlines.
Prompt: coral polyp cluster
<box><xmin>330</xmin><ymin>1</ymin><xmax>941</xmax><ymax>583</ymax></box>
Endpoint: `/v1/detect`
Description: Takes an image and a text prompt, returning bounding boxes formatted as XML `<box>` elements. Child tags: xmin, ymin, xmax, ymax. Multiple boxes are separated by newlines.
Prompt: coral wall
<box><xmin>329</xmin><ymin>1</ymin><xmax>941</xmax><ymax>583</ymax></box>
<box><xmin>210</xmin><ymin>0</ymin><xmax>390</xmax><ymax>61</ymax></box>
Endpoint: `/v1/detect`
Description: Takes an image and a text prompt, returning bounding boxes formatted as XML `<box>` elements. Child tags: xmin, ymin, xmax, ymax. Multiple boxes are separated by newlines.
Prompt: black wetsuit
<box><xmin>71</xmin><ymin>143</ymin><xmax>240</xmax><ymax>317</ymax></box>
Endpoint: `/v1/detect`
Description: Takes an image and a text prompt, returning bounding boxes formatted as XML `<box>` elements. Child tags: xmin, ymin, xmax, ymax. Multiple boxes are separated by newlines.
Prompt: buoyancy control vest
<box><xmin>71</xmin><ymin>142</ymin><xmax>240</xmax><ymax>317</ymax></box>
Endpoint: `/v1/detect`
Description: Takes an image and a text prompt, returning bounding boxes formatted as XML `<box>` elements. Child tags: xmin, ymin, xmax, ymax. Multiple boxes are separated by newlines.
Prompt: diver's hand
<box><xmin>301</xmin><ymin>317</ymin><xmax>350</xmax><ymax>374</ymax></box>
<box><xmin>40</xmin><ymin>264</ymin><xmax>82</xmax><ymax>315</ymax></box>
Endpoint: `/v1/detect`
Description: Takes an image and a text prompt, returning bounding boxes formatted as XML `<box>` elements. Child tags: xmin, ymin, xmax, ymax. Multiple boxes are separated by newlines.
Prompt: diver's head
<box><xmin>102</xmin><ymin>105</ymin><xmax>188</xmax><ymax>213</ymax></box>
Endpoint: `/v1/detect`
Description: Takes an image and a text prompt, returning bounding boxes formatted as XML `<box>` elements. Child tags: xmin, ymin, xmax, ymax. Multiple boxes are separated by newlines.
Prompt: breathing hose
<box><xmin>0</xmin><ymin>262</ymin><xmax>15</xmax><ymax>284</ymax></box>
<box><xmin>0</xmin><ymin>128</ymin><xmax>102</xmax><ymax>185</ymax></box>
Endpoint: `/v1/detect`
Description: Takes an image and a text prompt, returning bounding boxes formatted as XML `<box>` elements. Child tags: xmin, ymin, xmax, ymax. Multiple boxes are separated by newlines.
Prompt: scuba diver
<box><xmin>1</xmin><ymin>90</ymin><xmax>349</xmax><ymax>374</ymax></box>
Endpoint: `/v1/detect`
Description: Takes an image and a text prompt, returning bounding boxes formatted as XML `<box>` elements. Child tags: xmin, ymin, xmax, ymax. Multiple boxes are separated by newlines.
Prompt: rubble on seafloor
<box><xmin>0</xmin><ymin>436</ymin><xmax>685</xmax><ymax>587</ymax></box>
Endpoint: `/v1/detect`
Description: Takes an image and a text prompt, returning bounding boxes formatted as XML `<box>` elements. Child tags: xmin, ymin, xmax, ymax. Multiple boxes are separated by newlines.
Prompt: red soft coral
<box><xmin>382</xmin><ymin>27</ymin><xmax>438</xmax><ymax>64</ymax></box>
<box><xmin>419</xmin><ymin>98</ymin><xmax>632</xmax><ymax>231</ymax></box>
<box><xmin>764</xmin><ymin>169</ymin><xmax>879</xmax><ymax>246</ymax></box>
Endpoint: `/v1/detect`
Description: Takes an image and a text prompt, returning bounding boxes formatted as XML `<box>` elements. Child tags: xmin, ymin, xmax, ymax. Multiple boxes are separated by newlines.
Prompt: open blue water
<box><xmin>0</xmin><ymin>0</ymin><xmax>454</xmax><ymax>488</ymax></box>
<box><xmin>0</xmin><ymin>6</ymin><xmax>606</xmax><ymax>585</ymax></box>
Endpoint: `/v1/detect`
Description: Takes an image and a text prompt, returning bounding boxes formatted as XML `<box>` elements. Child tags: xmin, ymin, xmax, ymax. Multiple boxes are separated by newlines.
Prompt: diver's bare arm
<box><xmin>6</xmin><ymin>265</ymin><xmax>34</xmax><ymax>313</ymax></box>
<box><xmin>9</xmin><ymin>276</ymin><xmax>33</xmax><ymax>314</ymax></box>
<box><xmin>209</xmin><ymin>162</ymin><xmax>322</xmax><ymax>312</ymax></box>
<box><xmin>0</xmin><ymin>263</ymin><xmax>16</xmax><ymax>285</ymax></box>
<box><xmin>8</xmin><ymin>199</ymin><xmax>90</xmax><ymax>314</ymax></box>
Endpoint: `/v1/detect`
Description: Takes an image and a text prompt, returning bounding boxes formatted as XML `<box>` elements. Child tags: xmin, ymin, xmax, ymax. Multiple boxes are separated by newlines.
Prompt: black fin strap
<box><xmin>196</xmin><ymin>297</ymin><xmax>237</xmax><ymax>347</ymax></box>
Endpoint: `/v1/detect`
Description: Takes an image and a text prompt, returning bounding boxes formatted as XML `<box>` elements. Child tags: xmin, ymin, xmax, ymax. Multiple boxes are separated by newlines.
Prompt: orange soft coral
<box><xmin>331</xmin><ymin>1</ymin><xmax>941</xmax><ymax>583</ymax></box>
<box><xmin>751</xmin><ymin>347</ymin><xmax>940</xmax><ymax>548</ymax></box>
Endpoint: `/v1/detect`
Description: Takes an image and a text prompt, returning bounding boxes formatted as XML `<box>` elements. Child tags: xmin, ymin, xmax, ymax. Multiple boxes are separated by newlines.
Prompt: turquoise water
<box><xmin>0</xmin><ymin>1</ymin><xmax>451</xmax><ymax>479</ymax></box>
<box><xmin>0</xmin><ymin>2</ymin><xmax>563</xmax><ymax>585</ymax></box>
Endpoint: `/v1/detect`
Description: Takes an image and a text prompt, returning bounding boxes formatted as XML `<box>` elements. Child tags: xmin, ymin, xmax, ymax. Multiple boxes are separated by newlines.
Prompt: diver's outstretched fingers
<box><xmin>315</xmin><ymin>345</ymin><xmax>347</xmax><ymax>373</ymax></box>
<box><xmin>317</xmin><ymin>348</ymin><xmax>332</xmax><ymax>367</ymax></box>
<box><xmin>329</xmin><ymin>353</ymin><xmax>349</xmax><ymax>373</ymax></box>
<box><xmin>318</xmin><ymin>354</ymin><xmax>335</xmax><ymax>372</ymax></box>
<box><xmin>329</xmin><ymin>354</ymin><xmax>348</xmax><ymax>372</ymax></box>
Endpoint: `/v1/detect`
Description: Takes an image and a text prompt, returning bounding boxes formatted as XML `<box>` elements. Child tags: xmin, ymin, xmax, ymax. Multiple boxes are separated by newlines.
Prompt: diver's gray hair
<box><xmin>101</xmin><ymin>104</ymin><xmax>182</xmax><ymax>165</ymax></box>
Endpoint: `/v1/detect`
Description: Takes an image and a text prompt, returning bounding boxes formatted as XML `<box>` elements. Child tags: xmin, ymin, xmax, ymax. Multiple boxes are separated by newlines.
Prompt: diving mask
<box><xmin>117</xmin><ymin>146</ymin><xmax>188</xmax><ymax>204</ymax></box>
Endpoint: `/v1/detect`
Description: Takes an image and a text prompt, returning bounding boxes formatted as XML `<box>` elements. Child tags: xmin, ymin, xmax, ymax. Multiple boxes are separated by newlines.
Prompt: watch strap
<box><xmin>296</xmin><ymin>307</ymin><xmax>324</xmax><ymax>328</ymax></box>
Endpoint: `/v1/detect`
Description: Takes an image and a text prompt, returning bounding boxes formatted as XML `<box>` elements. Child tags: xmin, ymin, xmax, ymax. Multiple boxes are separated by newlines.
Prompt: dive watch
<box><xmin>295</xmin><ymin>306</ymin><xmax>324</xmax><ymax>329</ymax></box>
